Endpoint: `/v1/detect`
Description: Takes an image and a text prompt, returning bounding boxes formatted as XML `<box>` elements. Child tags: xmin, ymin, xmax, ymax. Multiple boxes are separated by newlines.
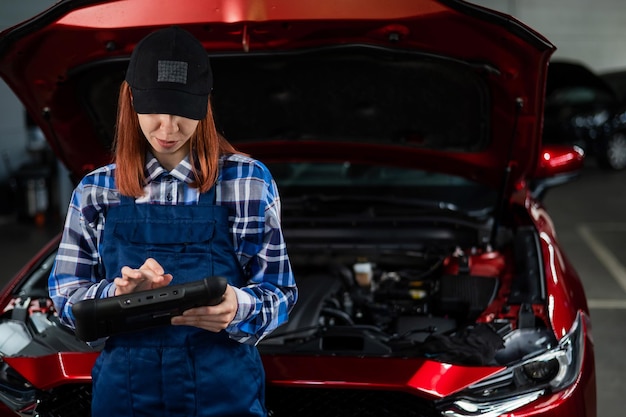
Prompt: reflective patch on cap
<box><xmin>157</xmin><ymin>60</ymin><xmax>188</xmax><ymax>84</ymax></box>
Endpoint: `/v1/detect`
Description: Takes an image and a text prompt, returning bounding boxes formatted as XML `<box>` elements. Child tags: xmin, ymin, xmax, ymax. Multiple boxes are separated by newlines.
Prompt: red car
<box><xmin>0</xmin><ymin>0</ymin><xmax>594</xmax><ymax>416</ymax></box>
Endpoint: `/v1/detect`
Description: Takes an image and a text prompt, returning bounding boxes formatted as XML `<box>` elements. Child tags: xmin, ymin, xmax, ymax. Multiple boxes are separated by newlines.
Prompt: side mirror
<box><xmin>530</xmin><ymin>144</ymin><xmax>585</xmax><ymax>200</ymax></box>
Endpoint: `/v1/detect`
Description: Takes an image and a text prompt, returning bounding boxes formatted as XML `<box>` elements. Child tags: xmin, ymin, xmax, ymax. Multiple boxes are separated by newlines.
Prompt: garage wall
<box><xmin>1</xmin><ymin>0</ymin><xmax>626</xmax><ymax>196</ymax></box>
<box><xmin>0</xmin><ymin>0</ymin><xmax>56</xmax><ymax>186</ymax></box>
<box><xmin>472</xmin><ymin>0</ymin><xmax>626</xmax><ymax>72</ymax></box>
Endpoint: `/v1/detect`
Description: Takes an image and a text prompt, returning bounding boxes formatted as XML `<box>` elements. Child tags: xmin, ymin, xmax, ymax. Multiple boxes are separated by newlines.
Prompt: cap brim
<box><xmin>131</xmin><ymin>88</ymin><xmax>208</xmax><ymax>120</ymax></box>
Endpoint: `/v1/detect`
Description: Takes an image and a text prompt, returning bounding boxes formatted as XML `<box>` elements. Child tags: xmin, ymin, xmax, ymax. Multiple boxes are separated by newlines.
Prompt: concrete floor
<box><xmin>543</xmin><ymin>161</ymin><xmax>626</xmax><ymax>417</ymax></box>
<box><xmin>0</xmin><ymin>159</ymin><xmax>624</xmax><ymax>417</ymax></box>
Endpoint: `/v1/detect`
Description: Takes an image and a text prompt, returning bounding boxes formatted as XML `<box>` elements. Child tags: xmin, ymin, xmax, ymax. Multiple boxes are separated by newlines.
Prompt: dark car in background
<box><xmin>543</xmin><ymin>60</ymin><xmax>626</xmax><ymax>170</ymax></box>
<box><xmin>0</xmin><ymin>0</ymin><xmax>595</xmax><ymax>416</ymax></box>
<box><xmin>601</xmin><ymin>68</ymin><xmax>626</xmax><ymax>102</ymax></box>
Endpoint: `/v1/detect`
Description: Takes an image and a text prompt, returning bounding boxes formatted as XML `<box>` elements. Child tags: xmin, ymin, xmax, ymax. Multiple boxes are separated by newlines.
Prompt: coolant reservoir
<box><xmin>353</xmin><ymin>261</ymin><xmax>373</xmax><ymax>287</ymax></box>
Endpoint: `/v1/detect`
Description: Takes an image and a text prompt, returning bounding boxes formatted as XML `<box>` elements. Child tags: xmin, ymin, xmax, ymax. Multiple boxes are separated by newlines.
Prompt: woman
<box><xmin>48</xmin><ymin>26</ymin><xmax>297</xmax><ymax>417</ymax></box>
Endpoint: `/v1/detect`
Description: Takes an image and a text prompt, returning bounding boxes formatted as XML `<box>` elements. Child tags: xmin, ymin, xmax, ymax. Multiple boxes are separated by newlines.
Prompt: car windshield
<box><xmin>267</xmin><ymin>161</ymin><xmax>497</xmax><ymax>215</ymax></box>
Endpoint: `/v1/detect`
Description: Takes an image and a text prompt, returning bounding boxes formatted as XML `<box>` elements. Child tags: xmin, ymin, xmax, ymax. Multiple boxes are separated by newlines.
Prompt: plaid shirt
<box><xmin>49</xmin><ymin>153</ymin><xmax>297</xmax><ymax>345</ymax></box>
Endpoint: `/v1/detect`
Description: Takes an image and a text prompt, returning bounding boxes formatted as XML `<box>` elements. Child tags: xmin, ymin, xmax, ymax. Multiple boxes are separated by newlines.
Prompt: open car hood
<box><xmin>0</xmin><ymin>0</ymin><xmax>555</xmax><ymax>189</ymax></box>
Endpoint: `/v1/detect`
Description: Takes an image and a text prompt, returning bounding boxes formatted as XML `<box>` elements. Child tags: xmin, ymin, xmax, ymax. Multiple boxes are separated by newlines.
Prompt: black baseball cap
<box><xmin>125</xmin><ymin>26</ymin><xmax>212</xmax><ymax>120</ymax></box>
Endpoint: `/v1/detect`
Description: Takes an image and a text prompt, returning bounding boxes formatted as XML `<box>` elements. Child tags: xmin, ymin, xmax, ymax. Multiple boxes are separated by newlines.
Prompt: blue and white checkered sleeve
<box><xmin>48</xmin><ymin>172</ymin><xmax>114</xmax><ymax>329</ymax></box>
<box><xmin>223</xmin><ymin>159</ymin><xmax>298</xmax><ymax>344</ymax></box>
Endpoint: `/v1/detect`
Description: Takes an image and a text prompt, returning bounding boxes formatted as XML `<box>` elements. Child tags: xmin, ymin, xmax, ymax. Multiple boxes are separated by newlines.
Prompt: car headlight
<box><xmin>439</xmin><ymin>311</ymin><xmax>586</xmax><ymax>417</ymax></box>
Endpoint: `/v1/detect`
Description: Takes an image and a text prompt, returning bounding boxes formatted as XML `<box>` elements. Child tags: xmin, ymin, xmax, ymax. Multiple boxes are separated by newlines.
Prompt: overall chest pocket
<box><xmin>112</xmin><ymin>220</ymin><xmax>218</xmax><ymax>281</ymax></box>
<box><xmin>113</xmin><ymin>220</ymin><xmax>216</xmax><ymax>245</ymax></box>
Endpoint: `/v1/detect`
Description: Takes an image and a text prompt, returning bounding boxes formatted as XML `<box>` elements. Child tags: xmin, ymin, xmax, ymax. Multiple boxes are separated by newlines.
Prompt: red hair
<box><xmin>112</xmin><ymin>81</ymin><xmax>243</xmax><ymax>197</ymax></box>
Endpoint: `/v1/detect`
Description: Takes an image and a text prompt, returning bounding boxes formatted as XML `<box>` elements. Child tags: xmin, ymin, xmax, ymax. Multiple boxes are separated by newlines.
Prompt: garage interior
<box><xmin>0</xmin><ymin>2</ymin><xmax>625</xmax><ymax>417</ymax></box>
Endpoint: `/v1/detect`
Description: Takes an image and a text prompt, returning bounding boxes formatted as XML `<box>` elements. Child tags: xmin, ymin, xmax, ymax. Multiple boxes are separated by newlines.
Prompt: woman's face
<box><xmin>137</xmin><ymin>113</ymin><xmax>200</xmax><ymax>171</ymax></box>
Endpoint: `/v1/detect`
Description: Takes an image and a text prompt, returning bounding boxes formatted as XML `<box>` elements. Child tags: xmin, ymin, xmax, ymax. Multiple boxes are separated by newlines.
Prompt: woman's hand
<box><xmin>114</xmin><ymin>258</ymin><xmax>173</xmax><ymax>296</ymax></box>
<box><xmin>171</xmin><ymin>284</ymin><xmax>237</xmax><ymax>332</ymax></box>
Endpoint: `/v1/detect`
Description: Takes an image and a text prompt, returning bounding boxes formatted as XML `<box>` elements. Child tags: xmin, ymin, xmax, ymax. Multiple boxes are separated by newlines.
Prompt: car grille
<box><xmin>35</xmin><ymin>384</ymin><xmax>92</xmax><ymax>417</ymax></box>
<box><xmin>31</xmin><ymin>384</ymin><xmax>441</xmax><ymax>417</ymax></box>
<box><xmin>266</xmin><ymin>387</ymin><xmax>440</xmax><ymax>417</ymax></box>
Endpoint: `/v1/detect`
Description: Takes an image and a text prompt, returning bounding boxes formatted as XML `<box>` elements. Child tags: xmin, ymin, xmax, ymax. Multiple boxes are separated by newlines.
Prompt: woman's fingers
<box><xmin>114</xmin><ymin>260</ymin><xmax>173</xmax><ymax>295</ymax></box>
<box><xmin>141</xmin><ymin>258</ymin><xmax>165</xmax><ymax>275</ymax></box>
<box><xmin>120</xmin><ymin>265</ymin><xmax>142</xmax><ymax>279</ymax></box>
<box><xmin>171</xmin><ymin>285</ymin><xmax>236</xmax><ymax>331</ymax></box>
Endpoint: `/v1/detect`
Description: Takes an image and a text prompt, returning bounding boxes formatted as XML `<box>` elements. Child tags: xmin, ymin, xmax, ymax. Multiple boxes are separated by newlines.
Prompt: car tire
<box><xmin>598</xmin><ymin>131</ymin><xmax>626</xmax><ymax>170</ymax></box>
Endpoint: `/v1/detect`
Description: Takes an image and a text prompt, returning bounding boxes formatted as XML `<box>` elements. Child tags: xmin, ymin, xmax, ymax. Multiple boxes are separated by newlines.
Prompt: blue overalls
<box><xmin>90</xmin><ymin>187</ymin><xmax>267</xmax><ymax>417</ymax></box>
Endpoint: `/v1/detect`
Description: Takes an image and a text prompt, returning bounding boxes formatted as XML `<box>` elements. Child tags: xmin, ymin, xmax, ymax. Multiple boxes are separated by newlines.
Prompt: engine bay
<box><xmin>259</xmin><ymin>225</ymin><xmax>556</xmax><ymax>366</ymax></box>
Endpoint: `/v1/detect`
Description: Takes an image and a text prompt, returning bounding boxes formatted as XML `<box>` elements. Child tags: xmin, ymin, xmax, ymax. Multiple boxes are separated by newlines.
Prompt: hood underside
<box><xmin>0</xmin><ymin>0</ymin><xmax>555</xmax><ymax>188</ymax></box>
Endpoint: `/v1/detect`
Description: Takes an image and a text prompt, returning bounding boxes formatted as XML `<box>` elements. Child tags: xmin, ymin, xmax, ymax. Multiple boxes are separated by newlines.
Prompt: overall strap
<box><xmin>198</xmin><ymin>183</ymin><xmax>217</xmax><ymax>204</ymax></box>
